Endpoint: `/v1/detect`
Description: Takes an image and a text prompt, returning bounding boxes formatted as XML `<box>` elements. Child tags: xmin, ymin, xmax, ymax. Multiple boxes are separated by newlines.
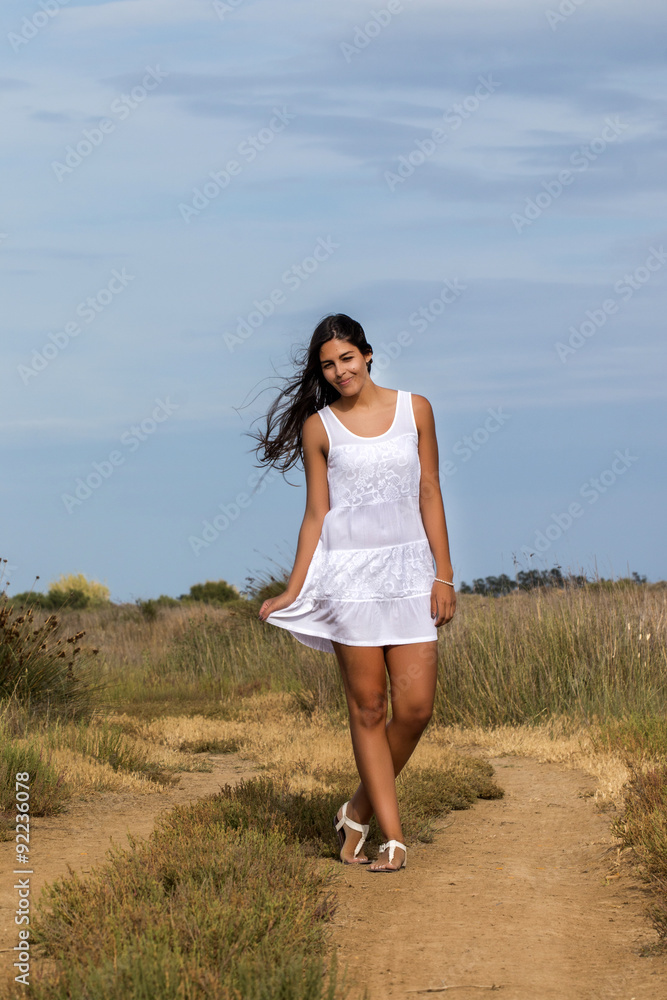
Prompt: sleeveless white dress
<box><xmin>264</xmin><ymin>389</ymin><xmax>438</xmax><ymax>652</ymax></box>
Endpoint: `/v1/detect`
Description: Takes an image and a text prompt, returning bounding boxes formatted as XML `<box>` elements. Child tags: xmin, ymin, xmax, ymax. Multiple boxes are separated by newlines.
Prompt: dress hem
<box><xmin>265</xmin><ymin>618</ymin><xmax>438</xmax><ymax>648</ymax></box>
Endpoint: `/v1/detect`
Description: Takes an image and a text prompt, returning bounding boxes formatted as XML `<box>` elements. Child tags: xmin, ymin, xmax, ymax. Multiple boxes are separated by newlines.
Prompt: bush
<box><xmin>180</xmin><ymin>580</ymin><xmax>241</xmax><ymax>605</ymax></box>
<box><xmin>0</xmin><ymin>593</ymin><xmax>105</xmax><ymax>721</ymax></box>
<box><xmin>48</xmin><ymin>573</ymin><xmax>110</xmax><ymax>607</ymax></box>
<box><xmin>135</xmin><ymin>596</ymin><xmax>181</xmax><ymax>621</ymax></box>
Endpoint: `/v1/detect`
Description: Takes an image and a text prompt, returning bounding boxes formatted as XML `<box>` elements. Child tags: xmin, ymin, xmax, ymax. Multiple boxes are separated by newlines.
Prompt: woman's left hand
<box><xmin>431</xmin><ymin>580</ymin><xmax>456</xmax><ymax>626</ymax></box>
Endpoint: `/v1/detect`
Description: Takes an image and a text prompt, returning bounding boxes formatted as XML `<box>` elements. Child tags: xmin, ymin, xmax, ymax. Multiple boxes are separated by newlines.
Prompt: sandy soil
<box><xmin>2</xmin><ymin>753</ymin><xmax>666</xmax><ymax>999</ymax></box>
<box><xmin>328</xmin><ymin>756</ymin><xmax>667</xmax><ymax>1000</ymax></box>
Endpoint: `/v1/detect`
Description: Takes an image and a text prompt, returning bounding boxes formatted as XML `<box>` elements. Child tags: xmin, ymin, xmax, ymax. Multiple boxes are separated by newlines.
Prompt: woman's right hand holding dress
<box><xmin>258</xmin><ymin>590</ymin><xmax>297</xmax><ymax>621</ymax></box>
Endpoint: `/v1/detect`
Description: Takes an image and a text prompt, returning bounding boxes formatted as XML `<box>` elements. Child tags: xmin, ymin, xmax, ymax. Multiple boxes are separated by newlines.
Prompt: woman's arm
<box><xmin>412</xmin><ymin>394</ymin><xmax>456</xmax><ymax>625</ymax></box>
<box><xmin>259</xmin><ymin>412</ymin><xmax>330</xmax><ymax>619</ymax></box>
<box><xmin>282</xmin><ymin>412</ymin><xmax>330</xmax><ymax>599</ymax></box>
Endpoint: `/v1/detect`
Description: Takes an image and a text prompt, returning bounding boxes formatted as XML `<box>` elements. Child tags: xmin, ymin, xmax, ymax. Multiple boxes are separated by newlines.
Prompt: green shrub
<box><xmin>180</xmin><ymin>580</ymin><xmax>240</xmax><ymax>605</ymax></box>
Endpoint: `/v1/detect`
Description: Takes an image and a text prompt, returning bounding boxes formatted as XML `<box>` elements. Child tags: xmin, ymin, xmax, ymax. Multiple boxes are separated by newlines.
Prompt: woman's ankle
<box><xmin>346</xmin><ymin>795</ymin><xmax>372</xmax><ymax>826</ymax></box>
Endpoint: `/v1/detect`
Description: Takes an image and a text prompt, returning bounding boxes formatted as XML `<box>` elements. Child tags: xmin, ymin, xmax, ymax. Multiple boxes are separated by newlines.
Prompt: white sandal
<box><xmin>333</xmin><ymin>801</ymin><xmax>371</xmax><ymax>864</ymax></box>
<box><xmin>369</xmin><ymin>839</ymin><xmax>407</xmax><ymax>872</ymax></box>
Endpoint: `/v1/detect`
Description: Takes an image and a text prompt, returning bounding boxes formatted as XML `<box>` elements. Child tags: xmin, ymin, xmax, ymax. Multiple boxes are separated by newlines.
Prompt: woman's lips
<box><xmin>337</xmin><ymin>377</ymin><xmax>352</xmax><ymax>386</ymax></box>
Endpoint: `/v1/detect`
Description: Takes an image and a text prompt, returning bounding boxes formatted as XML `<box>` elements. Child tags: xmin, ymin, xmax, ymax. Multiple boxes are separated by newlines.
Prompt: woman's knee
<box><xmin>392</xmin><ymin>702</ymin><xmax>433</xmax><ymax>735</ymax></box>
<box><xmin>348</xmin><ymin>690</ymin><xmax>388</xmax><ymax>729</ymax></box>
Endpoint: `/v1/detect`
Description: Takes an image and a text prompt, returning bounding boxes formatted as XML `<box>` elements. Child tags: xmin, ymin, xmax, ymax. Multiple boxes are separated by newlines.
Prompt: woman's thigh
<box><xmin>331</xmin><ymin>641</ymin><xmax>388</xmax><ymax>710</ymax></box>
<box><xmin>383</xmin><ymin>641</ymin><xmax>438</xmax><ymax>719</ymax></box>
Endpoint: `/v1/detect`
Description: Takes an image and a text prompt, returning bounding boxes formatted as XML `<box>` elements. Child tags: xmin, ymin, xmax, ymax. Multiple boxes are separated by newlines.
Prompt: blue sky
<box><xmin>1</xmin><ymin>0</ymin><xmax>665</xmax><ymax>603</ymax></box>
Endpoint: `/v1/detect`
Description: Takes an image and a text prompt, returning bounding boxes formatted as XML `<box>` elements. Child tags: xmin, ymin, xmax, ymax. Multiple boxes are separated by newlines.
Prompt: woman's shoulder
<box><xmin>407</xmin><ymin>391</ymin><xmax>432</xmax><ymax>412</ymax></box>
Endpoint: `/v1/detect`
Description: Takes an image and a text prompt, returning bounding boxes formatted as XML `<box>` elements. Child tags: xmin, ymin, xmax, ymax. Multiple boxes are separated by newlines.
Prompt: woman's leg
<box><xmin>348</xmin><ymin>640</ymin><xmax>438</xmax><ymax>825</ymax></box>
<box><xmin>331</xmin><ymin>640</ymin><xmax>403</xmax><ymax>860</ymax></box>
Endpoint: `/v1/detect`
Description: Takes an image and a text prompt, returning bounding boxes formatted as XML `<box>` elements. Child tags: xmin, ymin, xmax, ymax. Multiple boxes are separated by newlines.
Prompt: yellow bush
<box><xmin>48</xmin><ymin>572</ymin><xmax>110</xmax><ymax>606</ymax></box>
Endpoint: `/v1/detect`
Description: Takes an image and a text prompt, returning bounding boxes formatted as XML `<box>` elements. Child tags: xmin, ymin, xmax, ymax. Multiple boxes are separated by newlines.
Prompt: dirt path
<box><xmin>0</xmin><ymin>753</ymin><xmax>262</xmax><ymax>991</ymax></box>
<box><xmin>329</xmin><ymin>756</ymin><xmax>667</xmax><ymax>1000</ymax></box>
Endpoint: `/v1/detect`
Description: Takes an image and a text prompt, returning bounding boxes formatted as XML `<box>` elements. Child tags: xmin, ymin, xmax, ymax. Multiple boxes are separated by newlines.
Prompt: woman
<box><xmin>254</xmin><ymin>314</ymin><xmax>456</xmax><ymax>872</ymax></box>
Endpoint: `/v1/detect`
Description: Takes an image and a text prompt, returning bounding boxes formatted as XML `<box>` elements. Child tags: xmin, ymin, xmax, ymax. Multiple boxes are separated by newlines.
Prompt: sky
<box><xmin>1</xmin><ymin>0</ymin><xmax>665</xmax><ymax>603</ymax></box>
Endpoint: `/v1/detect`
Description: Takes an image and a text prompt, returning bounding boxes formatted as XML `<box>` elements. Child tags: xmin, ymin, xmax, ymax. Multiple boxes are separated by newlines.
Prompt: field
<box><xmin>1</xmin><ymin>579</ymin><xmax>666</xmax><ymax>998</ymax></box>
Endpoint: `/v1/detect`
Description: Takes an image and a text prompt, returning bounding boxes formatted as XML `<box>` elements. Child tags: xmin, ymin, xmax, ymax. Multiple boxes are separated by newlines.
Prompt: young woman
<box><xmin>254</xmin><ymin>313</ymin><xmax>456</xmax><ymax>872</ymax></box>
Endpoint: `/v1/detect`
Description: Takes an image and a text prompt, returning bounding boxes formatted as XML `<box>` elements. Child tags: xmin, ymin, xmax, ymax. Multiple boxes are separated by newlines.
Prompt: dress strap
<box><xmin>317</xmin><ymin>389</ymin><xmax>412</xmax><ymax>444</ymax></box>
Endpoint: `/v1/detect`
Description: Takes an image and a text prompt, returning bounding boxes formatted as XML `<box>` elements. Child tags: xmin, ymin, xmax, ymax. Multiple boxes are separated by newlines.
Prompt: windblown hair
<box><xmin>246</xmin><ymin>313</ymin><xmax>373</xmax><ymax>481</ymax></box>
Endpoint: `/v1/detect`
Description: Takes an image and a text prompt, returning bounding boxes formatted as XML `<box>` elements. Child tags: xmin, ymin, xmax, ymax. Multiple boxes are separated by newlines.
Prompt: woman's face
<box><xmin>319</xmin><ymin>339</ymin><xmax>372</xmax><ymax>394</ymax></box>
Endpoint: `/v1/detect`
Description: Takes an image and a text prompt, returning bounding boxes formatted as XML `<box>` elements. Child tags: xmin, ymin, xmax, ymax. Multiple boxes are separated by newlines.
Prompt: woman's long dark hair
<box><xmin>245</xmin><ymin>313</ymin><xmax>373</xmax><ymax>482</ymax></box>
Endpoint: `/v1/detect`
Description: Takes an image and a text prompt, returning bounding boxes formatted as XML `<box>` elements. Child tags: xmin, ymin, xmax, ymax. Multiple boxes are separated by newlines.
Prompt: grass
<box><xmin>613</xmin><ymin>762</ymin><xmax>667</xmax><ymax>947</ymax></box>
<box><xmin>591</xmin><ymin>713</ymin><xmax>667</xmax><ymax>761</ymax></box>
<box><xmin>0</xmin><ymin>722</ymin><xmax>71</xmax><ymax>838</ymax></box>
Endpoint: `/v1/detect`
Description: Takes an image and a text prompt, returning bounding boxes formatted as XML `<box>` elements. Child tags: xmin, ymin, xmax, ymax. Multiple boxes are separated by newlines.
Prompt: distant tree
<box><xmin>180</xmin><ymin>580</ymin><xmax>240</xmax><ymax>605</ymax></box>
<box><xmin>458</xmin><ymin>566</ymin><xmax>647</xmax><ymax>596</ymax></box>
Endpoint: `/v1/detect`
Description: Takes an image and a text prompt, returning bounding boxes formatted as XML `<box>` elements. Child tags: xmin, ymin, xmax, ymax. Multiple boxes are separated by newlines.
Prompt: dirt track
<box><xmin>2</xmin><ymin>754</ymin><xmax>666</xmax><ymax>998</ymax></box>
<box><xmin>329</xmin><ymin>756</ymin><xmax>667</xmax><ymax>999</ymax></box>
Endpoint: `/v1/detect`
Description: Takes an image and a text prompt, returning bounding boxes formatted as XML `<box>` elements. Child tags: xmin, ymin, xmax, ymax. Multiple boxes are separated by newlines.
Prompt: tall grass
<box><xmin>21</xmin><ymin>580</ymin><xmax>664</xmax><ymax>727</ymax></box>
<box><xmin>136</xmin><ymin>581</ymin><xmax>666</xmax><ymax>726</ymax></box>
<box><xmin>433</xmin><ymin>581</ymin><xmax>666</xmax><ymax>725</ymax></box>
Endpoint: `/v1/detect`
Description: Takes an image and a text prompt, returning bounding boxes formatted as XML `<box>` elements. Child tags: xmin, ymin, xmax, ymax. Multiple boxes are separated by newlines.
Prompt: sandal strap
<box><xmin>335</xmin><ymin>802</ymin><xmax>369</xmax><ymax>857</ymax></box>
<box><xmin>378</xmin><ymin>840</ymin><xmax>407</xmax><ymax>865</ymax></box>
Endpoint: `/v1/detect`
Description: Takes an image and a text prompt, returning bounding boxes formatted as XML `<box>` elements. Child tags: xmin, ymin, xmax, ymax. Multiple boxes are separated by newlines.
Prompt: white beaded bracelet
<box><xmin>434</xmin><ymin>577</ymin><xmax>455</xmax><ymax>587</ymax></box>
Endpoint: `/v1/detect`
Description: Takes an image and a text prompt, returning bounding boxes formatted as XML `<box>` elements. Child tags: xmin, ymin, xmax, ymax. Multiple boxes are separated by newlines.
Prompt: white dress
<box><xmin>264</xmin><ymin>389</ymin><xmax>439</xmax><ymax>652</ymax></box>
